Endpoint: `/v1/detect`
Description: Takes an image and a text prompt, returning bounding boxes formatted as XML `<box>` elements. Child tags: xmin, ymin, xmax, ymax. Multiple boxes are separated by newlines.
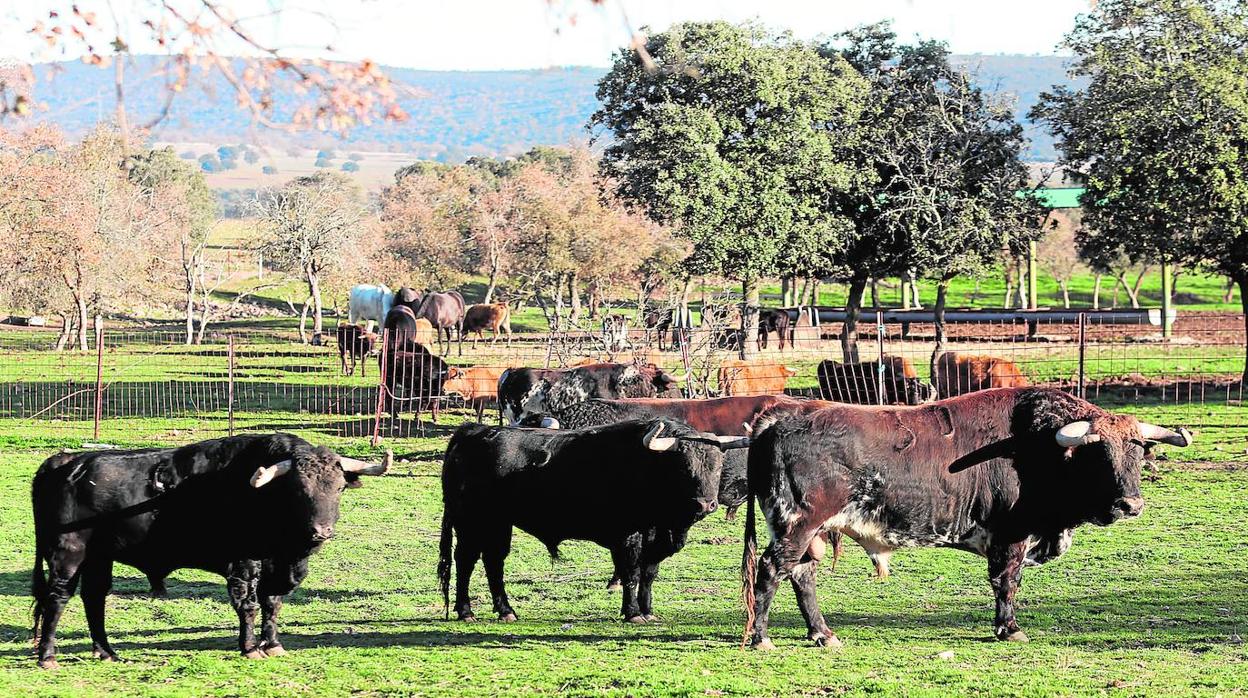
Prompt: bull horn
<box><xmin>250</xmin><ymin>460</ymin><xmax>293</xmax><ymax>488</ymax></box>
<box><xmin>1137</xmin><ymin>423</ymin><xmax>1193</xmax><ymax>447</ymax></box>
<box><xmin>708</xmin><ymin>434</ymin><xmax>750</xmax><ymax>450</ymax></box>
<box><xmin>339</xmin><ymin>450</ymin><xmax>392</xmax><ymax>476</ymax></box>
<box><xmin>643</xmin><ymin>422</ymin><xmax>677</xmax><ymax>451</ymax></box>
<box><xmin>539</xmin><ymin>416</ymin><xmax>560</xmax><ymax>429</ymax></box>
<box><xmin>1055</xmin><ymin>421</ymin><xmax>1101</xmax><ymax>448</ymax></box>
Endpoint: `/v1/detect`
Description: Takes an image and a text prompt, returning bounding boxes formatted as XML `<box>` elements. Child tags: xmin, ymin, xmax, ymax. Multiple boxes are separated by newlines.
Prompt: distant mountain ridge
<box><xmin>25</xmin><ymin>55</ymin><xmax>1077</xmax><ymax>162</ymax></box>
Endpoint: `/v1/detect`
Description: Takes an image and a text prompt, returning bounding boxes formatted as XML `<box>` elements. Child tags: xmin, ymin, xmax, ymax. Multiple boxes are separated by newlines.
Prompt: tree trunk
<box><xmin>678</xmin><ymin>276</ymin><xmax>692</xmax><ymax>325</ymax></box>
<box><xmin>1224</xmin><ymin>276</ymin><xmax>1236</xmax><ymax>304</ymax></box>
<box><xmin>780</xmin><ymin>277</ymin><xmax>791</xmax><ymax>307</ymax></box>
<box><xmin>483</xmin><ymin>260</ymin><xmax>499</xmax><ymax>304</ymax></box>
<box><xmin>55</xmin><ymin>312</ymin><xmax>71</xmax><ymax>351</ymax></box>
<box><xmin>1015</xmin><ymin>257</ymin><xmax>1028</xmax><ymax>309</ymax></box>
<box><xmin>841</xmin><ymin>275</ymin><xmax>868</xmax><ymax>364</ymax></box>
<box><xmin>569</xmin><ymin>272</ymin><xmax>581</xmax><ymax>323</ymax></box>
<box><xmin>1111</xmin><ymin>274</ymin><xmax>1124</xmax><ymax>308</ymax></box>
<box><xmin>114</xmin><ymin>52</ymin><xmax>129</xmax><ymax>143</ymax></box>
<box><xmin>299</xmin><ymin>296</ymin><xmax>312</xmax><ymax>343</ymax></box>
<box><xmin>76</xmin><ymin>292</ymin><xmax>89</xmax><ymax>351</ymax></box>
<box><xmin>740</xmin><ymin>277</ymin><xmax>760</xmax><ymax>359</ymax></box>
<box><xmin>968</xmin><ymin>278</ymin><xmax>982</xmax><ymax>306</ymax></box>
<box><xmin>1093</xmin><ymin>274</ymin><xmax>1103</xmax><ymax>310</ymax></box>
<box><xmin>184</xmin><ymin>260</ymin><xmax>197</xmax><ymax>346</ymax></box>
<box><xmin>308</xmin><ymin>268</ymin><xmax>324</xmax><ymax>335</ymax></box>
<box><xmin>908</xmin><ymin>275</ymin><xmax>922</xmax><ymax>309</ymax></box>
<box><xmin>809</xmin><ymin>278</ymin><xmax>820</xmax><ymax>307</ymax></box>
<box><xmin>869</xmin><ymin>279</ymin><xmax>880</xmax><ymax>308</ymax></box>
<box><xmin>1059</xmin><ymin>280</ymin><xmax>1070</xmax><ymax>309</ymax></box>
<box><xmin>1127</xmin><ymin>267</ymin><xmax>1149</xmax><ymax>308</ymax></box>
<box><xmin>929</xmin><ymin>279</ymin><xmax>950</xmax><ymax>384</ymax></box>
<box><xmin>798</xmin><ymin>277</ymin><xmax>811</xmax><ymax>307</ymax></box>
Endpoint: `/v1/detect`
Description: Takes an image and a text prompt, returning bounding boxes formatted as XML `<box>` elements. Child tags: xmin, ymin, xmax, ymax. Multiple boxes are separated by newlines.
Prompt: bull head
<box><xmin>250</xmin><ymin>449</ymin><xmax>392</xmax><ymax>488</ymax></box>
<box><xmin>1055</xmin><ymin>421</ymin><xmax>1193</xmax><ymax>449</ymax></box>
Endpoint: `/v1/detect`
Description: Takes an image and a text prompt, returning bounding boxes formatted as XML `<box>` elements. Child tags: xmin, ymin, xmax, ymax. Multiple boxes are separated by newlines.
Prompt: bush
<box><xmin>179</xmin><ymin>151</ymin><xmax>196</xmax><ymax>160</ymax></box>
<box><xmin>314</xmin><ymin>157</ymin><xmax>333</xmax><ymax>168</ymax></box>
<box><xmin>243</xmin><ymin>149</ymin><xmax>260</xmax><ymax>164</ymax></box>
<box><xmin>316</xmin><ymin>149</ymin><xmax>337</xmax><ymax>160</ymax></box>
<box><xmin>217</xmin><ymin>145</ymin><xmax>239</xmax><ymax>161</ymax></box>
<box><xmin>341</xmin><ymin>161</ymin><xmax>360</xmax><ymax>172</ymax></box>
<box><xmin>348</xmin><ymin>152</ymin><xmax>365</xmax><ymax>161</ymax></box>
<box><xmin>262</xmin><ymin>165</ymin><xmax>278</xmax><ymax>175</ymax></box>
<box><xmin>198</xmin><ymin>154</ymin><xmax>221</xmax><ymax>172</ymax></box>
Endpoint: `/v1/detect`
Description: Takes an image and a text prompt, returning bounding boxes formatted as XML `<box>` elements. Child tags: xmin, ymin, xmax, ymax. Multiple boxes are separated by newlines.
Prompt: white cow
<box><xmin>348</xmin><ymin>284</ymin><xmax>394</xmax><ymax>333</ymax></box>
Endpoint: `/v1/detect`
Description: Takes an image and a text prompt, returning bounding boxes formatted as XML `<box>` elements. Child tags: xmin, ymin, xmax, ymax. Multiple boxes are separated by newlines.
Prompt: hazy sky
<box><xmin>4</xmin><ymin>1</ymin><xmax>1089</xmax><ymax>70</ymax></box>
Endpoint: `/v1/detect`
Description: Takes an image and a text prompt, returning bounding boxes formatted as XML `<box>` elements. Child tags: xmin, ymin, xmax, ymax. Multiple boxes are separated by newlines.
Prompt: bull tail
<box><xmin>30</xmin><ymin>551</ymin><xmax>46</xmax><ymax>645</ymax></box>
<box><xmin>740</xmin><ymin>485</ymin><xmax>757</xmax><ymax>649</ymax></box>
<box><xmin>829</xmin><ymin>532</ymin><xmax>844</xmax><ymax>572</ymax></box>
<box><xmin>437</xmin><ymin>509</ymin><xmax>453</xmax><ymax>621</ymax></box>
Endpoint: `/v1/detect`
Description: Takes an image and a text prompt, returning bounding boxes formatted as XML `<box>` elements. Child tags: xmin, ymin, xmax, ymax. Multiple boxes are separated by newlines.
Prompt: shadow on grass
<box><xmin>1</xmin><ymin>570</ymin><xmax>1242</xmax><ymax>658</ymax></box>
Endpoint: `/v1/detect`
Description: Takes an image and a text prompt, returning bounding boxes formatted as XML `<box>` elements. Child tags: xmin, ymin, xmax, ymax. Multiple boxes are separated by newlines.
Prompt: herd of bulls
<box><xmin>28</xmin><ymin>368</ymin><xmax>1192</xmax><ymax>667</ymax></box>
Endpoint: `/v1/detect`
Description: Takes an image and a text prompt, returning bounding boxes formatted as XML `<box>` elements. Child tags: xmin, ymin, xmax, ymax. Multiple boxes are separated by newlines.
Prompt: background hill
<box><xmin>27</xmin><ymin>54</ymin><xmax>1077</xmax><ymax>164</ymax></box>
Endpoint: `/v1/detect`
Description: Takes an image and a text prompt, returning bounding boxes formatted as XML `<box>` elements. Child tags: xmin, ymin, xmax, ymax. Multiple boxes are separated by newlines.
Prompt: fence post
<box><xmin>1077</xmin><ymin>312</ymin><xmax>1087</xmax><ymax>400</ymax></box>
<box><xmin>92</xmin><ymin>315</ymin><xmax>104</xmax><ymax>440</ymax></box>
<box><xmin>876</xmin><ymin>310</ymin><xmax>886</xmax><ymax>406</ymax></box>
<box><xmin>227</xmin><ymin>334</ymin><xmax>236</xmax><ymax>437</ymax></box>
<box><xmin>371</xmin><ymin>329</ymin><xmax>389</xmax><ymax>447</ymax></box>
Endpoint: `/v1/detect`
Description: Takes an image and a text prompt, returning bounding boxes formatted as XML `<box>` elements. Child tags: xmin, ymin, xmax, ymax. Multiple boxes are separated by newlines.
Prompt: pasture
<box><xmin>0</xmin><ymin>408</ymin><xmax>1245</xmax><ymax>696</ymax></box>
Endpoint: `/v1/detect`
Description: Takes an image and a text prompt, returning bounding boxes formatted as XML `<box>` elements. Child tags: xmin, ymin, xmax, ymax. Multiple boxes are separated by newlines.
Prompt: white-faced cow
<box><xmin>438</xmin><ymin>419</ymin><xmax>748</xmax><ymax>623</ymax></box>
<box><xmin>348</xmin><ymin>284</ymin><xmax>394</xmax><ymax>334</ymax></box>
<box><xmin>29</xmin><ymin>433</ymin><xmax>390</xmax><ymax>668</ymax></box>
<box><xmin>497</xmin><ymin>362</ymin><xmax>685</xmax><ymax>425</ymax></box>
<box><xmin>741</xmin><ymin>388</ymin><xmax>1191</xmax><ymax>649</ymax></box>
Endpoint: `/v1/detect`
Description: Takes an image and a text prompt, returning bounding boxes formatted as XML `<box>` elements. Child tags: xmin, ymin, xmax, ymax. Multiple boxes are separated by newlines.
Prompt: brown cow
<box><xmin>462</xmin><ymin>303</ymin><xmax>512</xmax><ymax>347</ymax></box>
<box><xmin>336</xmin><ymin>324</ymin><xmax>378</xmax><ymax>376</ymax></box>
<box><xmin>442</xmin><ymin>365</ymin><xmax>510</xmax><ymax>423</ymax></box>
<box><xmin>934</xmin><ymin>351</ymin><xmax>1030</xmax><ymax>398</ymax></box>
<box><xmin>718</xmin><ymin>360</ymin><xmax>797</xmax><ymax>397</ymax></box>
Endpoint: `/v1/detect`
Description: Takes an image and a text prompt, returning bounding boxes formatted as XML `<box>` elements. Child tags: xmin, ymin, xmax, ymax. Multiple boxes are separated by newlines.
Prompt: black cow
<box><xmin>393</xmin><ymin>286</ymin><xmax>422</xmax><ymax>313</ymax></box>
<box><xmin>497</xmin><ymin>362</ymin><xmax>685</xmax><ymax>425</ymax></box>
<box><xmin>417</xmin><ymin>290</ymin><xmax>466</xmax><ymax>355</ymax></box>
<box><xmin>741</xmin><ymin>388</ymin><xmax>1192</xmax><ymax>649</ymax></box>
<box><xmin>757</xmin><ymin>309</ymin><xmax>790</xmax><ymax>351</ymax></box>
<box><xmin>438</xmin><ymin>419</ymin><xmax>748</xmax><ymax>623</ymax></box>
<box><xmin>816</xmin><ymin>356</ymin><xmax>935</xmax><ymax>406</ymax></box>
<box><xmin>29</xmin><ymin>434</ymin><xmax>390</xmax><ymax>667</ymax></box>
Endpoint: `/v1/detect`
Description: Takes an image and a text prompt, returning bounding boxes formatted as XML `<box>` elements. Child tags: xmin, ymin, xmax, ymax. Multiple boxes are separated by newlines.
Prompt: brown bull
<box><xmin>934</xmin><ymin>351</ymin><xmax>1030</xmax><ymax>398</ymax></box>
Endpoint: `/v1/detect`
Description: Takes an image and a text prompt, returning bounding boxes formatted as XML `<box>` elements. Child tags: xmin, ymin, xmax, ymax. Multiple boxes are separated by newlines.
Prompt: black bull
<box><xmin>741</xmin><ymin>388</ymin><xmax>1192</xmax><ymax>649</ymax></box>
<box><xmin>29</xmin><ymin>433</ymin><xmax>389</xmax><ymax>668</ymax></box>
<box><xmin>439</xmin><ymin>419</ymin><xmax>748</xmax><ymax>624</ymax></box>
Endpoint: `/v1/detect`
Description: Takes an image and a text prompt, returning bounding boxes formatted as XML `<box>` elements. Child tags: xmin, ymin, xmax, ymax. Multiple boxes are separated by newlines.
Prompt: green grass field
<box><xmin>0</xmin><ymin>399</ymin><xmax>1244</xmax><ymax>696</ymax></box>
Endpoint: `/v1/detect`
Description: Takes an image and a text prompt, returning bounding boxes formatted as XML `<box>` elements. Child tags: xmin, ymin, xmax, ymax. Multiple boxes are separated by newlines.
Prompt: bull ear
<box><xmin>1137</xmin><ymin>423</ymin><xmax>1192</xmax><ymax>447</ymax></box>
<box><xmin>1055</xmin><ymin>421</ymin><xmax>1101</xmax><ymax>448</ymax></box>
<box><xmin>250</xmin><ymin>460</ymin><xmax>293</xmax><ymax>488</ymax></box>
<box><xmin>339</xmin><ymin>450</ymin><xmax>392</xmax><ymax>476</ymax></box>
<box><xmin>643</xmin><ymin>422</ymin><xmax>677</xmax><ymax>451</ymax></box>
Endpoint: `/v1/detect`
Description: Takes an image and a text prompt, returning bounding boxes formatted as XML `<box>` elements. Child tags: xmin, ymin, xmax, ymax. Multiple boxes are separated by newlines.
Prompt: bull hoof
<box><xmin>606</xmin><ymin>580</ymin><xmax>622</xmax><ymax>592</ymax></box>
<box><xmin>458</xmin><ymin>613</ymin><xmax>477</xmax><ymax>623</ymax></box>
<box><xmin>811</xmin><ymin>633</ymin><xmax>842</xmax><ymax>649</ymax></box>
<box><xmin>499</xmin><ymin>613</ymin><xmax>517</xmax><ymax>623</ymax></box>
<box><xmin>997</xmin><ymin>629</ymin><xmax>1030</xmax><ymax>643</ymax></box>
<box><xmin>93</xmin><ymin>649</ymin><xmax>121</xmax><ymax>661</ymax></box>
<box><xmin>37</xmin><ymin>658</ymin><xmax>59</xmax><ymax>670</ymax></box>
<box><xmin>750</xmin><ymin>638</ymin><xmax>777</xmax><ymax>651</ymax></box>
<box><xmin>242</xmin><ymin>648</ymin><xmax>268</xmax><ymax>660</ymax></box>
<box><xmin>625</xmin><ymin>615</ymin><xmax>648</xmax><ymax>624</ymax></box>
<box><xmin>642</xmin><ymin>614</ymin><xmax>661</xmax><ymax>623</ymax></box>
<box><xmin>260</xmin><ymin>644</ymin><xmax>287</xmax><ymax>657</ymax></box>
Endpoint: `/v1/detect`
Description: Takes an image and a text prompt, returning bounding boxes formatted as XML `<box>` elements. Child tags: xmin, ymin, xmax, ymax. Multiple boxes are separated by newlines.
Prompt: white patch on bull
<box><xmin>515</xmin><ymin>381</ymin><xmax>551</xmax><ymax>424</ymax></box>
<box><xmin>958</xmin><ymin>527</ymin><xmax>994</xmax><ymax>556</ymax></box>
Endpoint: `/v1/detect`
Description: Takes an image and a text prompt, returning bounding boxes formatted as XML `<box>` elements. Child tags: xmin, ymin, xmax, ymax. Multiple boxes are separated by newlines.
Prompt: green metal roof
<box><xmin>1028</xmin><ymin>187</ymin><xmax>1085</xmax><ymax>209</ymax></box>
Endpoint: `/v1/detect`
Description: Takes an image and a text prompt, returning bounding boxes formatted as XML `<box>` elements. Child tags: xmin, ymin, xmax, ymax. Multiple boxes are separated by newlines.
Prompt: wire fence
<box><xmin>0</xmin><ymin>310</ymin><xmax>1243</xmax><ymax>446</ymax></box>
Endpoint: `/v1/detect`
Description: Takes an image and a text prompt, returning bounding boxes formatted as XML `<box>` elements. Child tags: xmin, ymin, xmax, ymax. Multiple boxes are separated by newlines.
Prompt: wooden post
<box><xmin>1160</xmin><ymin>261</ymin><xmax>1173</xmax><ymax>338</ymax></box>
<box><xmin>227</xmin><ymin>334</ymin><xmax>236</xmax><ymax>436</ymax></box>
<box><xmin>92</xmin><ymin>315</ymin><xmax>104</xmax><ymax>440</ymax></box>
<box><xmin>901</xmin><ymin>275</ymin><xmax>912</xmax><ymax>310</ymax></box>
<box><xmin>1027</xmin><ymin>241</ymin><xmax>1038</xmax><ymax>310</ymax></box>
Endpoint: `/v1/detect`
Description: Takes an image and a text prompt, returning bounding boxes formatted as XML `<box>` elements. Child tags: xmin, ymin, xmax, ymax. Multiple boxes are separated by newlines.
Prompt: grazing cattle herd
<box><xmin>25</xmin><ymin>283</ymin><xmax>1197</xmax><ymax>667</ymax></box>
